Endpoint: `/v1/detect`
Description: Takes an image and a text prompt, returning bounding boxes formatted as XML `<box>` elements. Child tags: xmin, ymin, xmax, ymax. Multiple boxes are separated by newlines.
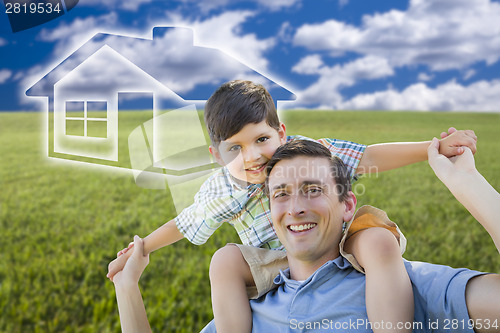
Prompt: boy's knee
<box><xmin>358</xmin><ymin>227</ymin><xmax>401</xmax><ymax>261</ymax></box>
<box><xmin>209</xmin><ymin>244</ymin><xmax>245</xmax><ymax>282</ymax></box>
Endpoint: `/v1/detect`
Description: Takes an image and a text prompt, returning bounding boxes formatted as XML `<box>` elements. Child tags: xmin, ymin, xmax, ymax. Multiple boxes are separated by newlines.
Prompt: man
<box><xmin>113</xmin><ymin>138</ymin><xmax>500</xmax><ymax>333</ymax></box>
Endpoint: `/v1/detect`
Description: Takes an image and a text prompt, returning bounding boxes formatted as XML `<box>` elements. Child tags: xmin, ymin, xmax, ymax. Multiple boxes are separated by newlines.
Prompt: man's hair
<box><xmin>265</xmin><ymin>140</ymin><xmax>352</xmax><ymax>202</ymax></box>
<box><xmin>204</xmin><ymin>80</ymin><xmax>280</xmax><ymax>146</ymax></box>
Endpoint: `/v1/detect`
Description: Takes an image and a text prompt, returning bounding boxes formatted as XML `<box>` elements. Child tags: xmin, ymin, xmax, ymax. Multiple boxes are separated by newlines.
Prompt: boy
<box><xmin>107</xmin><ymin>80</ymin><xmax>477</xmax><ymax>333</ymax></box>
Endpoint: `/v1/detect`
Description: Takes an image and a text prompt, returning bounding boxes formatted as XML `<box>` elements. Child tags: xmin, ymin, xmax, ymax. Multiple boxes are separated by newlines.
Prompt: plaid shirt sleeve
<box><xmin>288</xmin><ymin>135</ymin><xmax>366</xmax><ymax>180</ymax></box>
<box><xmin>175</xmin><ymin>168</ymin><xmax>248</xmax><ymax>245</ymax></box>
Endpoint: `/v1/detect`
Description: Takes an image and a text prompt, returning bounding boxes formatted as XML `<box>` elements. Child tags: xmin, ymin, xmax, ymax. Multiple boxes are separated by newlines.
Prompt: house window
<box><xmin>65</xmin><ymin>101</ymin><xmax>107</xmax><ymax>138</ymax></box>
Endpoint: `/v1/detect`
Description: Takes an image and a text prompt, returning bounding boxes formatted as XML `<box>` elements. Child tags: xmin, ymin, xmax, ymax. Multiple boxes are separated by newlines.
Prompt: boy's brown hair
<box><xmin>204</xmin><ymin>80</ymin><xmax>280</xmax><ymax>146</ymax></box>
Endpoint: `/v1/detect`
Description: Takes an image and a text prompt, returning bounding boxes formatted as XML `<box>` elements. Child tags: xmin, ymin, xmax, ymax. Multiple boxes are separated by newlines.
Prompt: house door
<box><xmin>118</xmin><ymin>92</ymin><xmax>154</xmax><ymax>168</ymax></box>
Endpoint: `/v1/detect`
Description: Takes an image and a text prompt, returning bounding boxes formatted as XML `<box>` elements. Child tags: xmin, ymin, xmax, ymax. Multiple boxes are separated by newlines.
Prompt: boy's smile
<box><xmin>211</xmin><ymin>121</ymin><xmax>287</xmax><ymax>184</ymax></box>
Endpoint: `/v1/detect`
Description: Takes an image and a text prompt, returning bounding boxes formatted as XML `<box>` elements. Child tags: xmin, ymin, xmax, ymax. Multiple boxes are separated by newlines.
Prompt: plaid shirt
<box><xmin>175</xmin><ymin>135</ymin><xmax>366</xmax><ymax>249</ymax></box>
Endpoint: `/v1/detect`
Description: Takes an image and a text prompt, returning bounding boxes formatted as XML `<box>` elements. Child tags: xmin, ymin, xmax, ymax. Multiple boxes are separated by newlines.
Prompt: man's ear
<box><xmin>342</xmin><ymin>191</ymin><xmax>357</xmax><ymax>222</ymax></box>
<box><xmin>209</xmin><ymin>146</ymin><xmax>225</xmax><ymax>166</ymax></box>
<box><xmin>278</xmin><ymin>122</ymin><xmax>287</xmax><ymax>145</ymax></box>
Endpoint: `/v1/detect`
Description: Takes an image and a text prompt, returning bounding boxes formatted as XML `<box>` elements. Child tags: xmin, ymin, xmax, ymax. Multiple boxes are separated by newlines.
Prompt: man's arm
<box><xmin>427</xmin><ymin>138</ymin><xmax>500</xmax><ymax>332</ymax></box>
<box><xmin>427</xmin><ymin>138</ymin><xmax>500</xmax><ymax>251</ymax></box>
<box><xmin>113</xmin><ymin>236</ymin><xmax>153</xmax><ymax>333</ymax></box>
<box><xmin>356</xmin><ymin>129</ymin><xmax>477</xmax><ymax>174</ymax></box>
<box><xmin>107</xmin><ymin>219</ymin><xmax>184</xmax><ymax>281</ymax></box>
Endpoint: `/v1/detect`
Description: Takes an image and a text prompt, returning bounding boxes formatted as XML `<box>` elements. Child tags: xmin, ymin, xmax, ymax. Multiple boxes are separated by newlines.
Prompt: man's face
<box><xmin>268</xmin><ymin>156</ymin><xmax>356</xmax><ymax>264</ymax></box>
<box><xmin>211</xmin><ymin>121</ymin><xmax>287</xmax><ymax>184</ymax></box>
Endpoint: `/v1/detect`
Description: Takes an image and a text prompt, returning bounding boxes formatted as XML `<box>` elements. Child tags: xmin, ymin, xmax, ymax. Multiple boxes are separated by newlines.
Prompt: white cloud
<box><xmin>178</xmin><ymin>0</ymin><xmax>301</xmax><ymax>12</ymax></box>
<box><xmin>292</xmin><ymin>55</ymin><xmax>394</xmax><ymax>108</ymax></box>
<box><xmin>418</xmin><ymin>72</ymin><xmax>433</xmax><ymax>82</ymax></box>
<box><xmin>161</xmin><ymin>11</ymin><xmax>275</xmax><ymax>72</ymax></box>
<box><xmin>256</xmin><ymin>0</ymin><xmax>301</xmax><ymax>11</ymax></box>
<box><xmin>463</xmin><ymin>69</ymin><xmax>476</xmax><ymax>80</ymax></box>
<box><xmin>76</xmin><ymin>0</ymin><xmax>153</xmax><ymax>11</ymax></box>
<box><xmin>277</xmin><ymin>21</ymin><xmax>294</xmax><ymax>44</ymax></box>
<box><xmin>338</xmin><ymin>0</ymin><xmax>349</xmax><ymax>8</ymax></box>
<box><xmin>292</xmin><ymin>54</ymin><xmax>324</xmax><ymax>74</ymax></box>
<box><xmin>0</xmin><ymin>69</ymin><xmax>12</xmax><ymax>84</ymax></box>
<box><xmin>31</xmin><ymin>13</ymin><xmax>147</xmax><ymax>88</ymax></box>
<box><xmin>340</xmin><ymin>79</ymin><xmax>500</xmax><ymax>111</ymax></box>
<box><xmin>293</xmin><ymin>0</ymin><xmax>500</xmax><ymax>71</ymax></box>
<box><xmin>39</xmin><ymin>12</ymin><xmax>119</xmax><ymax>44</ymax></box>
<box><xmin>294</xmin><ymin>20</ymin><xmax>362</xmax><ymax>52</ymax></box>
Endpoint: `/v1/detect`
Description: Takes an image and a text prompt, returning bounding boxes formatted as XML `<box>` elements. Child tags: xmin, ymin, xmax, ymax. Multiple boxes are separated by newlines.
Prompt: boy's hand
<box><xmin>117</xmin><ymin>242</ymin><xmax>134</xmax><ymax>257</ymax></box>
<box><xmin>438</xmin><ymin>127</ymin><xmax>477</xmax><ymax>157</ymax></box>
<box><xmin>440</xmin><ymin>126</ymin><xmax>457</xmax><ymax>139</ymax></box>
<box><xmin>428</xmin><ymin>137</ymin><xmax>476</xmax><ymax>187</ymax></box>
<box><xmin>112</xmin><ymin>236</ymin><xmax>150</xmax><ymax>286</ymax></box>
<box><xmin>107</xmin><ymin>243</ymin><xmax>135</xmax><ymax>282</ymax></box>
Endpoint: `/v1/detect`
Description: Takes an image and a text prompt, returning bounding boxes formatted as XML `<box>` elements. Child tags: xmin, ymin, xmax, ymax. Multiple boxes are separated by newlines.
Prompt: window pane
<box><xmin>66</xmin><ymin>119</ymin><xmax>84</xmax><ymax>136</ymax></box>
<box><xmin>87</xmin><ymin>120</ymin><xmax>107</xmax><ymax>138</ymax></box>
<box><xmin>87</xmin><ymin>101</ymin><xmax>107</xmax><ymax>118</ymax></box>
<box><xmin>66</xmin><ymin>101</ymin><xmax>84</xmax><ymax>118</ymax></box>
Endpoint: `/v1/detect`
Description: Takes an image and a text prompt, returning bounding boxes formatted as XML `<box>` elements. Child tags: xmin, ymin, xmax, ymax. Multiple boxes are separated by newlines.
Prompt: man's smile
<box><xmin>288</xmin><ymin>223</ymin><xmax>317</xmax><ymax>233</ymax></box>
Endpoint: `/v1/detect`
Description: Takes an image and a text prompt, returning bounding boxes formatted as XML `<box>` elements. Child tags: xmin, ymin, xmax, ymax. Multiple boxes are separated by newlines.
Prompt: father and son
<box><xmin>107</xmin><ymin>80</ymin><xmax>500</xmax><ymax>332</ymax></box>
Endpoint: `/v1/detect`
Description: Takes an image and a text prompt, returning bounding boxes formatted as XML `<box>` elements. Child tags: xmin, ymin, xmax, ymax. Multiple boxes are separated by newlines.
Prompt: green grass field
<box><xmin>1</xmin><ymin>110</ymin><xmax>499</xmax><ymax>332</ymax></box>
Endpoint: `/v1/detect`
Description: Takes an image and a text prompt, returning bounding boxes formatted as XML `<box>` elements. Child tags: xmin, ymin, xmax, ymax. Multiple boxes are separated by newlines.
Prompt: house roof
<box><xmin>26</xmin><ymin>26</ymin><xmax>295</xmax><ymax>102</ymax></box>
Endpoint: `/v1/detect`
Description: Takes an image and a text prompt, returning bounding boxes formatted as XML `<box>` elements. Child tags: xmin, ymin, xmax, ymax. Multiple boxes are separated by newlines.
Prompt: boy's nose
<box><xmin>242</xmin><ymin>146</ymin><xmax>260</xmax><ymax>162</ymax></box>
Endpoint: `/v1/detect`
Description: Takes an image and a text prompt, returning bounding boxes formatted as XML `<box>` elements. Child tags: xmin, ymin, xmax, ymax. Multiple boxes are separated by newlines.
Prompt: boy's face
<box><xmin>210</xmin><ymin>121</ymin><xmax>287</xmax><ymax>184</ymax></box>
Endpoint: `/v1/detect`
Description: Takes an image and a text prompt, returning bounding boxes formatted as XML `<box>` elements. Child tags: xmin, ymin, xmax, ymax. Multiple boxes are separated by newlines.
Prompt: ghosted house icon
<box><xmin>26</xmin><ymin>27</ymin><xmax>295</xmax><ymax>211</ymax></box>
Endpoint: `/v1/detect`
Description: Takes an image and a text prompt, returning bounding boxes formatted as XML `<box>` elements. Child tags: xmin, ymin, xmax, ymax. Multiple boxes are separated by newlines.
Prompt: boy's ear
<box><xmin>278</xmin><ymin>122</ymin><xmax>287</xmax><ymax>145</ymax></box>
<box><xmin>209</xmin><ymin>146</ymin><xmax>225</xmax><ymax>166</ymax></box>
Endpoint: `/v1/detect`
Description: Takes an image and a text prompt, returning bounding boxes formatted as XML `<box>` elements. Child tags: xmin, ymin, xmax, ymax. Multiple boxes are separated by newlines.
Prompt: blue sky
<box><xmin>2</xmin><ymin>0</ymin><xmax>500</xmax><ymax>111</ymax></box>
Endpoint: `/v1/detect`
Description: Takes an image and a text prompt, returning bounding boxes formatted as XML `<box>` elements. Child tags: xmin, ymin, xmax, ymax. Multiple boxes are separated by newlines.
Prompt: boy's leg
<box><xmin>209</xmin><ymin>244</ymin><xmax>254</xmax><ymax>333</ymax></box>
<box><xmin>344</xmin><ymin>227</ymin><xmax>413</xmax><ymax>333</ymax></box>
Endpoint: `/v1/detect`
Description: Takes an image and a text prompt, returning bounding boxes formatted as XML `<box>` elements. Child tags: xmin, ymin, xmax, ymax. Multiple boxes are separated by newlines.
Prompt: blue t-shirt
<box><xmin>201</xmin><ymin>256</ymin><xmax>484</xmax><ymax>332</ymax></box>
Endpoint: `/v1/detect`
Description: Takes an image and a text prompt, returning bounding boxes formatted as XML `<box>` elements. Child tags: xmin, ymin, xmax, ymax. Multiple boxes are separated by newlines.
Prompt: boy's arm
<box><xmin>356</xmin><ymin>129</ymin><xmax>477</xmax><ymax>174</ymax></box>
<box><xmin>142</xmin><ymin>218</ymin><xmax>184</xmax><ymax>254</ymax></box>
<box><xmin>107</xmin><ymin>219</ymin><xmax>184</xmax><ymax>281</ymax></box>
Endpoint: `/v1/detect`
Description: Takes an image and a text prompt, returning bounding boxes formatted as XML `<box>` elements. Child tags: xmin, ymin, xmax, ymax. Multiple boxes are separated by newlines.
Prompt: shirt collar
<box><xmin>273</xmin><ymin>256</ymin><xmax>352</xmax><ymax>287</ymax></box>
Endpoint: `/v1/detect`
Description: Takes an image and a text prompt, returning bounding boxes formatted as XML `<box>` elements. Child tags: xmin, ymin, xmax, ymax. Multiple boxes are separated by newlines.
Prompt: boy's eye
<box><xmin>228</xmin><ymin>145</ymin><xmax>241</xmax><ymax>152</ymax></box>
<box><xmin>257</xmin><ymin>136</ymin><xmax>269</xmax><ymax>143</ymax></box>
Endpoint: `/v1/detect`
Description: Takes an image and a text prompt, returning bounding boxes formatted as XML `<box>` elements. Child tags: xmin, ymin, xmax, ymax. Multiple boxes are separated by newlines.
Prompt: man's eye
<box><xmin>304</xmin><ymin>187</ymin><xmax>322</xmax><ymax>196</ymax></box>
<box><xmin>273</xmin><ymin>192</ymin><xmax>287</xmax><ymax>199</ymax></box>
<box><xmin>257</xmin><ymin>137</ymin><xmax>269</xmax><ymax>143</ymax></box>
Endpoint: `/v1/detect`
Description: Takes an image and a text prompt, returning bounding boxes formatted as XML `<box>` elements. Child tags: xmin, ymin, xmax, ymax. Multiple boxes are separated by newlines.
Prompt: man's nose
<box><xmin>287</xmin><ymin>193</ymin><xmax>306</xmax><ymax>216</ymax></box>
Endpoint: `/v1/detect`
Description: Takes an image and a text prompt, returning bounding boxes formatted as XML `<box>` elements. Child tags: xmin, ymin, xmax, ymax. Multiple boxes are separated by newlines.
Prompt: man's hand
<box><xmin>112</xmin><ymin>236</ymin><xmax>150</xmax><ymax>286</ymax></box>
<box><xmin>107</xmin><ymin>244</ymin><xmax>134</xmax><ymax>282</ymax></box>
<box><xmin>427</xmin><ymin>137</ymin><xmax>477</xmax><ymax>186</ymax></box>
<box><xmin>438</xmin><ymin>127</ymin><xmax>477</xmax><ymax>157</ymax></box>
